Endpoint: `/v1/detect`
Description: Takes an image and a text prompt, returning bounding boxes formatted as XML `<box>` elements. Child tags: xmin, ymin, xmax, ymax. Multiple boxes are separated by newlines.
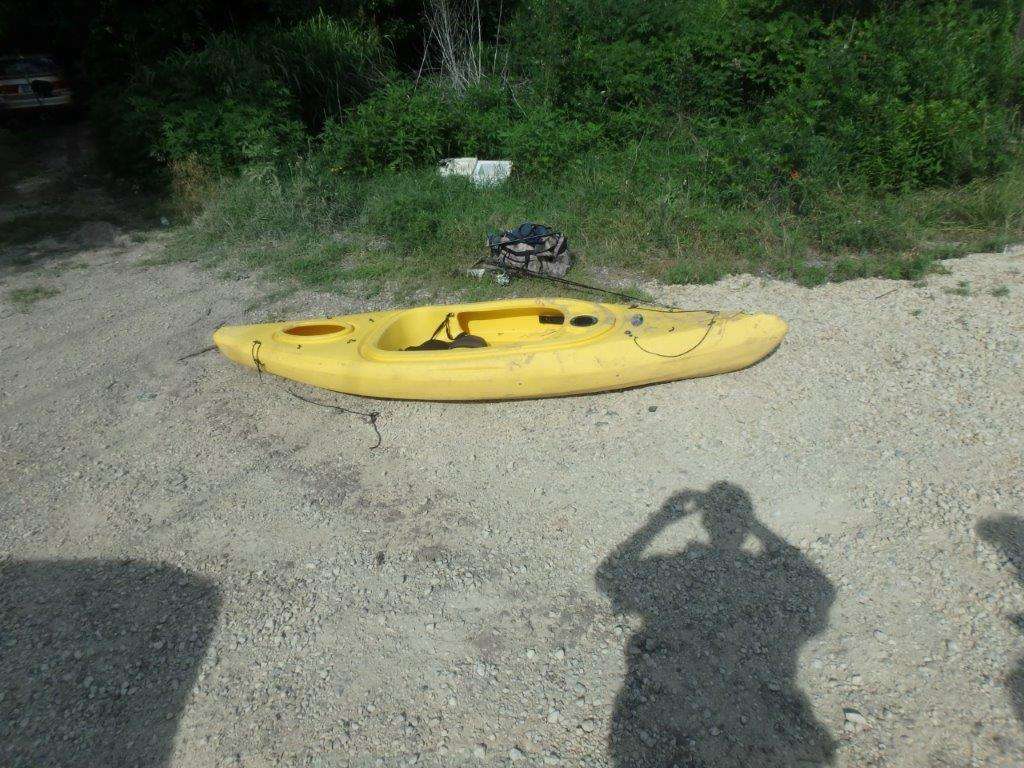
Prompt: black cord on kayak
<box><xmin>250</xmin><ymin>340</ymin><xmax>264</xmax><ymax>381</ymax></box>
<box><xmin>429</xmin><ymin>312</ymin><xmax>456</xmax><ymax>341</ymax></box>
<box><xmin>631</xmin><ymin>313</ymin><xmax>719</xmax><ymax>358</ymax></box>
<box><xmin>287</xmin><ymin>390</ymin><xmax>382</xmax><ymax>450</ymax></box>
<box><xmin>247</xmin><ymin>338</ymin><xmax>382</xmax><ymax>449</ymax></box>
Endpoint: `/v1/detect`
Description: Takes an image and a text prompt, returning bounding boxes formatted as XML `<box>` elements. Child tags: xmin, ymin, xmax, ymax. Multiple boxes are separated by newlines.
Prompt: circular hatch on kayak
<box><xmin>275</xmin><ymin>321</ymin><xmax>354</xmax><ymax>343</ymax></box>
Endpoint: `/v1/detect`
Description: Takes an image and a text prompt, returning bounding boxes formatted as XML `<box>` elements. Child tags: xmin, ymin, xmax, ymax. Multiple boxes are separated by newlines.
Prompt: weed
<box><xmin>8</xmin><ymin>285</ymin><xmax>60</xmax><ymax>310</ymax></box>
<box><xmin>990</xmin><ymin>285</ymin><xmax>1010</xmax><ymax>297</ymax></box>
<box><xmin>910</xmin><ymin>308</ymin><xmax>923</xmax><ymax>317</ymax></box>
<box><xmin>944</xmin><ymin>280</ymin><xmax>971</xmax><ymax>297</ymax></box>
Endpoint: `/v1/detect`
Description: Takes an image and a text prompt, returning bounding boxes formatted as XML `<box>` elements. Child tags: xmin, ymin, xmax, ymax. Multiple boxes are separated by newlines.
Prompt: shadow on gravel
<box><xmin>0</xmin><ymin>560</ymin><xmax>220</xmax><ymax>767</ymax></box>
<box><xmin>977</xmin><ymin>515</ymin><xmax>1024</xmax><ymax>726</ymax></box>
<box><xmin>596</xmin><ymin>481</ymin><xmax>836</xmax><ymax>767</ymax></box>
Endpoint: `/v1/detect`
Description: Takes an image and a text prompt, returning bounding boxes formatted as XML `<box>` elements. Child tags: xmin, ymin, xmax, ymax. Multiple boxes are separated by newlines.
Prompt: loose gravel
<box><xmin>2</xmin><ymin>137</ymin><xmax>1024</xmax><ymax>767</ymax></box>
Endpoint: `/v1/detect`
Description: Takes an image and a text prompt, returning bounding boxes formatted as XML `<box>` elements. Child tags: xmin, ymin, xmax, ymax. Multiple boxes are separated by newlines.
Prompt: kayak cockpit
<box><xmin>375</xmin><ymin>304</ymin><xmax>585</xmax><ymax>351</ymax></box>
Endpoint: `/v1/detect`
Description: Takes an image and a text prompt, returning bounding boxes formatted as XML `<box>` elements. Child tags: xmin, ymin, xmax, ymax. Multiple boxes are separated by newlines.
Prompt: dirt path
<box><xmin>2</xmin><ymin>128</ymin><xmax>1024</xmax><ymax>767</ymax></box>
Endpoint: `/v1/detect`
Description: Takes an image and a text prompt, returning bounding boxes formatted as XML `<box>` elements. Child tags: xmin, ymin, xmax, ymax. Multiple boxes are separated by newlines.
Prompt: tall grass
<box><xmin>267</xmin><ymin>13</ymin><xmax>390</xmax><ymax>131</ymax></box>
<box><xmin>168</xmin><ymin>148</ymin><xmax>1024</xmax><ymax>298</ymax></box>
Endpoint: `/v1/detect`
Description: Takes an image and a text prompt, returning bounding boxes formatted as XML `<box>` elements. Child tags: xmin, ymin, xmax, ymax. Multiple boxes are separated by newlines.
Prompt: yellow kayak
<box><xmin>212</xmin><ymin>297</ymin><xmax>787</xmax><ymax>401</ymax></box>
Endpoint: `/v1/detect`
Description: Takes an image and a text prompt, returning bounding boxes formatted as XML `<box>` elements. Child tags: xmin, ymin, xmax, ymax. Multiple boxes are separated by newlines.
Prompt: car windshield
<box><xmin>0</xmin><ymin>57</ymin><xmax>58</xmax><ymax>78</ymax></box>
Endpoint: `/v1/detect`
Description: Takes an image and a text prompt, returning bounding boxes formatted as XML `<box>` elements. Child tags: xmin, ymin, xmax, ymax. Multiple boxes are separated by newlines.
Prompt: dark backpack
<box><xmin>486</xmin><ymin>223</ymin><xmax>572</xmax><ymax>278</ymax></box>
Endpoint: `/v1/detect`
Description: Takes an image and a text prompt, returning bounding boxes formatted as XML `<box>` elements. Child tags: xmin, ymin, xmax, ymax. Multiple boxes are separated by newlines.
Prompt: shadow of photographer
<box><xmin>596</xmin><ymin>481</ymin><xmax>836</xmax><ymax>767</ymax></box>
<box><xmin>977</xmin><ymin>515</ymin><xmax>1024</xmax><ymax>727</ymax></box>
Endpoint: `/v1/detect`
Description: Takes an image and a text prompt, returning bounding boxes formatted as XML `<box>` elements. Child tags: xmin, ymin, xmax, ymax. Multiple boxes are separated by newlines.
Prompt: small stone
<box><xmin>553</xmin><ymin>647</ymin><xmax>566</xmax><ymax>660</ymax></box>
<box><xmin>843</xmin><ymin>708</ymin><xmax>868</xmax><ymax>731</ymax></box>
<box><xmin>581</xmin><ymin>719</ymin><xmax>596</xmax><ymax>733</ymax></box>
<box><xmin>647</xmin><ymin>405</ymin><xmax>657</xmax><ymax>412</ymax></box>
<box><xmin>509</xmin><ymin>747</ymin><xmax>524</xmax><ymax>760</ymax></box>
<box><xmin>472</xmin><ymin>744</ymin><xmax>486</xmax><ymax>759</ymax></box>
<box><xmin>526</xmin><ymin>649</ymin><xmax>536</xmax><ymax>660</ymax></box>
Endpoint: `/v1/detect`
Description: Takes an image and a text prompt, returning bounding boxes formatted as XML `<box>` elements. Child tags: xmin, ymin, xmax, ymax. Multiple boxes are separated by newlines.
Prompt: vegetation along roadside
<box><xmin>7</xmin><ymin>0</ymin><xmax>1023</xmax><ymax>297</ymax></box>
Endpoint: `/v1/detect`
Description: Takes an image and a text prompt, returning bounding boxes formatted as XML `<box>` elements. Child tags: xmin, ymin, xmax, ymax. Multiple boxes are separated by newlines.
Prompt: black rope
<box><xmin>631</xmin><ymin>314</ymin><xmax>719</xmax><ymax>358</ymax></box>
<box><xmin>178</xmin><ymin>344</ymin><xmax>217</xmax><ymax>362</ymax></box>
<box><xmin>248</xmin><ymin>338</ymin><xmax>382</xmax><ymax>449</ymax></box>
<box><xmin>490</xmin><ymin>262</ymin><xmax>711</xmax><ymax>314</ymax></box>
<box><xmin>488</xmin><ymin>229</ymin><xmax>564</xmax><ymax>259</ymax></box>
<box><xmin>287</xmin><ymin>391</ymin><xmax>382</xmax><ymax>450</ymax></box>
<box><xmin>250</xmin><ymin>340</ymin><xmax>264</xmax><ymax>380</ymax></box>
<box><xmin>428</xmin><ymin>312</ymin><xmax>456</xmax><ymax>341</ymax></box>
<box><xmin>182</xmin><ymin>335</ymin><xmax>382</xmax><ymax>448</ymax></box>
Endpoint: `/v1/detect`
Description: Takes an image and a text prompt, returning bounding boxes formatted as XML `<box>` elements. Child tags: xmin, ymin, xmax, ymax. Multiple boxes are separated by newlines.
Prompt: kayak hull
<box><xmin>213</xmin><ymin>297</ymin><xmax>787</xmax><ymax>401</ymax></box>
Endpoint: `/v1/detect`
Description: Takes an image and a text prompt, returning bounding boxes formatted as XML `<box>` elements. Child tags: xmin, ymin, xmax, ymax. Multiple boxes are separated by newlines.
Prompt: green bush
<box><xmin>94</xmin><ymin>34</ymin><xmax>305</xmax><ymax>175</ymax></box>
<box><xmin>781</xmin><ymin>2</ymin><xmax>1019</xmax><ymax>189</ymax></box>
<box><xmin>511</xmin><ymin>0</ymin><xmax>1020</xmax><ymax>191</ymax></box>
<box><xmin>95</xmin><ymin>1</ymin><xmax>1022</xmax><ymax>195</ymax></box>
<box><xmin>94</xmin><ymin>17</ymin><xmax>389</xmax><ymax>176</ymax></box>
<box><xmin>322</xmin><ymin>80</ymin><xmax>457</xmax><ymax>172</ymax></box>
<box><xmin>157</xmin><ymin>94</ymin><xmax>306</xmax><ymax>169</ymax></box>
<box><xmin>500</xmin><ymin>110</ymin><xmax>607</xmax><ymax>176</ymax></box>
<box><xmin>322</xmin><ymin>78</ymin><xmax>609</xmax><ymax>176</ymax></box>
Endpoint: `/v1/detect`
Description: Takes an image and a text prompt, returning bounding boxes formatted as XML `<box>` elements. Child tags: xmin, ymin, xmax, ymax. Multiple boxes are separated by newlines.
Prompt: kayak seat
<box><xmin>405</xmin><ymin>332</ymin><xmax>488</xmax><ymax>351</ymax></box>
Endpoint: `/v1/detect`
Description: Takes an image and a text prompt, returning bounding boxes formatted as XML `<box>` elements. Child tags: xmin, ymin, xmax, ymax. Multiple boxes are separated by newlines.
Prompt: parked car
<box><xmin>0</xmin><ymin>55</ymin><xmax>73</xmax><ymax>113</ymax></box>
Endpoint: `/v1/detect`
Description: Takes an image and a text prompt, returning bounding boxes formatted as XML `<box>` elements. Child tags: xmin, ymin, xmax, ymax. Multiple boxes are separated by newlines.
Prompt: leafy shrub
<box><xmin>781</xmin><ymin>2</ymin><xmax>1019</xmax><ymax>189</ymax></box>
<box><xmin>512</xmin><ymin>0</ymin><xmax>1020</xmax><ymax>191</ymax></box>
<box><xmin>322</xmin><ymin>80</ymin><xmax>456</xmax><ymax>172</ymax></box>
<box><xmin>322</xmin><ymin>78</ymin><xmax>607</xmax><ymax>176</ymax></box>
<box><xmin>157</xmin><ymin>93</ymin><xmax>306</xmax><ymax>169</ymax></box>
<box><xmin>450</xmin><ymin>82</ymin><xmax>520</xmax><ymax>157</ymax></box>
<box><xmin>499</xmin><ymin>110</ymin><xmax>607</xmax><ymax>176</ymax></box>
<box><xmin>94</xmin><ymin>34</ymin><xmax>305</xmax><ymax>176</ymax></box>
<box><xmin>94</xmin><ymin>17</ymin><xmax>387</xmax><ymax>176</ymax></box>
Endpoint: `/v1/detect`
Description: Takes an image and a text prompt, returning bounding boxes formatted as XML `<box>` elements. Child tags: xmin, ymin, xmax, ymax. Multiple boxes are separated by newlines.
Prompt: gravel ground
<box><xmin>2</xmin><ymin>128</ymin><xmax>1024</xmax><ymax>767</ymax></box>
